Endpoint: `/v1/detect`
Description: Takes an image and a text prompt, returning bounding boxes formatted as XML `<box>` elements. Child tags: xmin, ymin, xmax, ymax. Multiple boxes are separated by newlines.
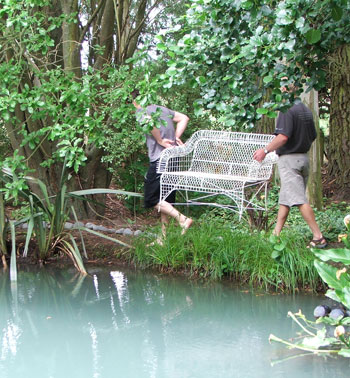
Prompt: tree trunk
<box><xmin>301</xmin><ymin>89</ymin><xmax>323</xmax><ymax>210</ymax></box>
<box><xmin>255</xmin><ymin>114</ymin><xmax>275</xmax><ymax>134</ymax></box>
<box><xmin>255</xmin><ymin>88</ymin><xmax>276</xmax><ymax>134</ymax></box>
<box><xmin>61</xmin><ymin>0</ymin><xmax>82</xmax><ymax>77</ymax></box>
<box><xmin>327</xmin><ymin>44</ymin><xmax>350</xmax><ymax>199</ymax></box>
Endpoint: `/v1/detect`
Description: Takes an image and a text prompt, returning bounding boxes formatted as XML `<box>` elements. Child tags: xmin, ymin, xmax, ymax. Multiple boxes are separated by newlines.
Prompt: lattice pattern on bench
<box><xmin>157</xmin><ymin>130</ymin><xmax>278</xmax><ymax>218</ymax></box>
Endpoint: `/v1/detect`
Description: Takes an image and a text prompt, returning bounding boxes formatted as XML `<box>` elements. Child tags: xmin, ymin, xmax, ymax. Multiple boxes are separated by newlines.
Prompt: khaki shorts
<box><xmin>277</xmin><ymin>153</ymin><xmax>309</xmax><ymax>207</ymax></box>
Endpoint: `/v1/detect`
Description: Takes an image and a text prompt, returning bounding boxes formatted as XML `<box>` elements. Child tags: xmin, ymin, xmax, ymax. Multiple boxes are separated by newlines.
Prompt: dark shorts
<box><xmin>144</xmin><ymin>160</ymin><xmax>176</xmax><ymax>208</ymax></box>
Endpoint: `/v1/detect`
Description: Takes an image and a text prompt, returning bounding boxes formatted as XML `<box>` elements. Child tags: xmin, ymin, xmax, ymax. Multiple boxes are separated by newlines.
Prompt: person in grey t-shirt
<box><xmin>132</xmin><ymin>91</ymin><xmax>193</xmax><ymax>241</ymax></box>
<box><xmin>253</xmin><ymin>81</ymin><xmax>326</xmax><ymax>249</ymax></box>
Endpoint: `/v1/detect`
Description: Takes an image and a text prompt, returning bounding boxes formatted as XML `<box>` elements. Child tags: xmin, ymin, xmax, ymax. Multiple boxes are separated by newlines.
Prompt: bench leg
<box><xmin>238</xmin><ymin>190</ymin><xmax>245</xmax><ymax>220</ymax></box>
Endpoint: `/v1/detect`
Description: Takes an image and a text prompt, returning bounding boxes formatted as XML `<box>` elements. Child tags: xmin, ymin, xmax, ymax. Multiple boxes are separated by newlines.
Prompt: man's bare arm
<box><xmin>151</xmin><ymin>128</ymin><xmax>175</xmax><ymax>148</ymax></box>
<box><xmin>173</xmin><ymin>112</ymin><xmax>189</xmax><ymax>144</ymax></box>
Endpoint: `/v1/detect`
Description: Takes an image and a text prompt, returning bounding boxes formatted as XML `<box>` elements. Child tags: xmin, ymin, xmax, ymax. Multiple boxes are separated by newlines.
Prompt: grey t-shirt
<box><xmin>138</xmin><ymin>105</ymin><xmax>176</xmax><ymax>162</ymax></box>
<box><xmin>274</xmin><ymin>102</ymin><xmax>317</xmax><ymax>156</ymax></box>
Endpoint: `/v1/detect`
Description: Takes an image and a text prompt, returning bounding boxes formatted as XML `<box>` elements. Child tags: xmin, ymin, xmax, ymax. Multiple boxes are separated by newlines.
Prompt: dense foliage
<box><xmin>155</xmin><ymin>0</ymin><xmax>350</xmax><ymax>128</ymax></box>
<box><xmin>0</xmin><ymin>0</ymin><xmax>191</xmax><ymax>217</ymax></box>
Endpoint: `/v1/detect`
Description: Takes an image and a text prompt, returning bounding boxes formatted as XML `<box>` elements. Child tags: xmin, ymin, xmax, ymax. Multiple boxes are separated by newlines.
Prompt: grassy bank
<box><xmin>130</xmin><ymin>218</ymin><xmax>322</xmax><ymax>292</ymax></box>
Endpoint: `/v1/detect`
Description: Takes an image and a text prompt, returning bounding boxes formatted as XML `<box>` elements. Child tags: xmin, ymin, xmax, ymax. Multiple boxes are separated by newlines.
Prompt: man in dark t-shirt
<box><xmin>253</xmin><ymin>85</ymin><xmax>326</xmax><ymax>248</ymax></box>
<box><xmin>274</xmin><ymin>101</ymin><xmax>316</xmax><ymax>155</ymax></box>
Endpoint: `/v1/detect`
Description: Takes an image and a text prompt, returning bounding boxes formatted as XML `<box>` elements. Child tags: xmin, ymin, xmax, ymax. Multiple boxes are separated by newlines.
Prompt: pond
<box><xmin>0</xmin><ymin>266</ymin><xmax>349</xmax><ymax>378</ymax></box>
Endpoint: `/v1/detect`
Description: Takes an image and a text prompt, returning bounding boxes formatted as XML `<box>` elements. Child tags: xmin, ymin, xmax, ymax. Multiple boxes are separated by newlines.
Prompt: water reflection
<box><xmin>0</xmin><ymin>267</ymin><xmax>349</xmax><ymax>378</ymax></box>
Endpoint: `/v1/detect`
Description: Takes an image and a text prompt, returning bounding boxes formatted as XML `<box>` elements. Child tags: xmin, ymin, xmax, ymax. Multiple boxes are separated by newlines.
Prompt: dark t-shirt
<box><xmin>274</xmin><ymin>102</ymin><xmax>317</xmax><ymax>156</ymax></box>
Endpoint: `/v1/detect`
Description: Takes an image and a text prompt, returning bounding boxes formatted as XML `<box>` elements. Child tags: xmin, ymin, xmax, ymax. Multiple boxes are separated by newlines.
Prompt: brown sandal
<box><xmin>308</xmin><ymin>237</ymin><xmax>327</xmax><ymax>249</ymax></box>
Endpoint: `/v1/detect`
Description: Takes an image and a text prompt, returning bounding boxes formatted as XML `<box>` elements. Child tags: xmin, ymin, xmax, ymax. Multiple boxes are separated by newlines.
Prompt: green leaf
<box><xmin>312</xmin><ymin>248</ymin><xmax>350</xmax><ymax>265</ymax></box>
<box><xmin>325</xmin><ymin>289</ymin><xmax>342</xmax><ymax>304</ymax></box>
<box><xmin>80</xmin><ymin>227</ymin><xmax>132</xmax><ymax>248</ymax></box>
<box><xmin>156</xmin><ymin>43</ymin><xmax>166</xmax><ymax>51</ymax></box>
<box><xmin>269</xmin><ymin>234</ymin><xmax>279</xmax><ymax>243</ymax></box>
<box><xmin>267</xmin><ymin>111</ymin><xmax>278</xmax><ymax>118</ymax></box>
<box><xmin>23</xmin><ymin>217</ymin><xmax>34</xmax><ymax>258</ymax></box>
<box><xmin>331</xmin><ymin>5</ymin><xmax>343</xmax><ymax>22</ymax></box>
<box><xmin>274</xmin><ymin>240</ymin><xmax>287</xmax><ymax>251</ymax></box>
<box><xmin>241</xmin><ymin>1</ymin><xmax>253</xmax><ymax>10</ymax></box>
<box><xmin>167</xmin><ymin>67</ymin><xmax>177</xmax><ymax>77</ymax></box>
<box><xmin>9</xmin><ymin>221</ymin><xmax>17</xmax><ymax>282</ymax></box>
<box><xmin>300</xmin><ymin>334</ymin><xmax>330</xmax><ymax>349</ymax></box>
<box><xmin>256</xmin><ymin>108</ymin><xmax>268</xmax><ymax>115</ymax></box>
<box><xmin>314</xmin><ymin>260</ymin><xmax>350</xmax><ymax>290</ymax></box>
<box><xmin>64</xmin><ymin>236</ymin><xmax>87</xmax><ymax>275</ymax></box>
<box><xmin>340</xmin><ymin>286</ymin><xmax>350</xmax><ymax>310</ymax></box>
<box><xmin>339</xmin><ymin>349</ymin><xmax>350</xmax><ymax>358</ymax></box>
<box><xmin>276</xmin><ymin>9</ymin><xmax>293</xmax><ymax>25</ymax></box>
<box><xmin>263</xmin><ymin>76</ymin><xmax>273</xmax><ymax>84</ymax></box>
<box><xmin>305</xmin><ymin>29</ymin><xmax>321</xmax><ymax>44</ymax></box>
<box><xmin>69</xmin><ymin>188</ymin><xmax>143</xmax><ymax>197</ymax></box>
<box><xmin>194</xmin><ymin>107</ymin><xmax>204</xmax><ymax>116</ymax></box>
<box><xmin>295</xmin><ymin>16</ymin><xmax>305</xmax><ymax>29</ymax></box>
<box><xmin>285</xmin><ymin>39</ymin><xmax>295</xmax><ymax>51</ymax></box>
<box><xmin>3</xmin><ymin>111</ymin><xmax>11</xmax><ymax>121</ymax></box>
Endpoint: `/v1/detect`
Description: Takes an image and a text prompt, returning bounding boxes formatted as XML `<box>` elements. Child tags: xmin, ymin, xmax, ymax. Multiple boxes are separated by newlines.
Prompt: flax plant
<box><xmin>0</xmin><ymin>189</ymin><xmax>8</xmax><ymax>268</ymax></box>
<box><xmin>1</xmin><ymin>166</ymin><xmax>142</xmax><ymax>275</ymax></box>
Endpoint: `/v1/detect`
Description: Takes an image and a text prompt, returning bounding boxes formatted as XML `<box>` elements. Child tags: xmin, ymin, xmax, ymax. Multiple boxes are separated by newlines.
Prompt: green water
<box><xmin>0</xmin><ymin>266</ymin><xmax>349</xmax><ymax>378</ymax></box>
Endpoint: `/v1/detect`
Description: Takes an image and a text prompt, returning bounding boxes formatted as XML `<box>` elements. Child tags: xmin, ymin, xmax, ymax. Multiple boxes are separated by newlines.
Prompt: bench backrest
<box><xmin>189</xmin><ymin>131</ymin><xmax>275</xmax><ymax>179</ymax></box>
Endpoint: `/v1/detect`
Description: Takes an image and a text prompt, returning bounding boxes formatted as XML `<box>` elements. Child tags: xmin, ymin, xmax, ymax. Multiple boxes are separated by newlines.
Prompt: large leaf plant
<box><xmin>270</xmin><ymin>215</ymin><xmax>350</xmax><ymax>358</ymax></box>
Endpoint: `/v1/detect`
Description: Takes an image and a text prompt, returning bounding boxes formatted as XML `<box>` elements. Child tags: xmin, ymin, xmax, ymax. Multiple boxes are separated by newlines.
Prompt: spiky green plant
<box><xmin>0</xmin><ymin>189</ymin><xmax>8</xmax><ymax>268</ymax></box>
<box><xmin>1</xmin><ymin>166</ymin><xmax>142</xmax><ymax>274</ymax></box>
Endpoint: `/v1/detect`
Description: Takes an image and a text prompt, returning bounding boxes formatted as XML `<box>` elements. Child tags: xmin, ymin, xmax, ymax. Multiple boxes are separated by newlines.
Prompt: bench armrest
<box><xmin>247</xmin><ymin>152</ymin><xmax>278</xmax><ymax>180</ymax></box>
<box><xmin>157</xmin><ymin>144</ymin><xmax>194</xmax><ymax>173</ymax></box>
<box><xmin>157</xmin><ymin>132</ymin><xmax>201</xmax><ymax>173</ymax></box>
<box><xmin>262</xmin><ymin>151</ymin><xmax>279</xmax><ymax>164</ymax></box>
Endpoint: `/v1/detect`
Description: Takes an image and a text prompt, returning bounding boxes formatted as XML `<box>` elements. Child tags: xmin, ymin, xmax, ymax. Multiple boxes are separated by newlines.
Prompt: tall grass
<box><xmin>131</xmin><ymin>220</ymin><xmax>322</xmax><ymax>292</ymax></box>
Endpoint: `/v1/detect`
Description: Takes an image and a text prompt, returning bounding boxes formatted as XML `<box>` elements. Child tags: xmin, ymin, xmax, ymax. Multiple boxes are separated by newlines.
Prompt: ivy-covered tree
<box><xmin>156</xmin><ymin>0</ymin><xmax>350</xmax><ymax>197</ymax></box>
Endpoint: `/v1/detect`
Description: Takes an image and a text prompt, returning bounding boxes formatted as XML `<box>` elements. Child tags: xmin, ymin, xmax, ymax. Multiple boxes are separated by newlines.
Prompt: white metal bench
<box><xmin>157</xmin><ymin>130</ymin><xmax>278</xmax><ymax>218</ymax></box>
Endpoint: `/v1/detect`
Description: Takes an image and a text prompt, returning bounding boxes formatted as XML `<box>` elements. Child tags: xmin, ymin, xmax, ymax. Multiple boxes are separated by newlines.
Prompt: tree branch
<box><xmin>79</xmin><ymin>0</ymin><xmax>107</xmax><ymax>45</ymax></box>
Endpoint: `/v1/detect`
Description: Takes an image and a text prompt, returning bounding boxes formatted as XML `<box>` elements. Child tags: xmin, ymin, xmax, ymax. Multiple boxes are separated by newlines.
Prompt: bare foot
<box><xmin>181</xmin><ymin>217</ymin><xmax>193</xmax><ymax>235</ymax></box>
<box><xmin>147</xmin><ymin>236</ymin><xmax>164</xmax><ymax>247</ymax></box>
